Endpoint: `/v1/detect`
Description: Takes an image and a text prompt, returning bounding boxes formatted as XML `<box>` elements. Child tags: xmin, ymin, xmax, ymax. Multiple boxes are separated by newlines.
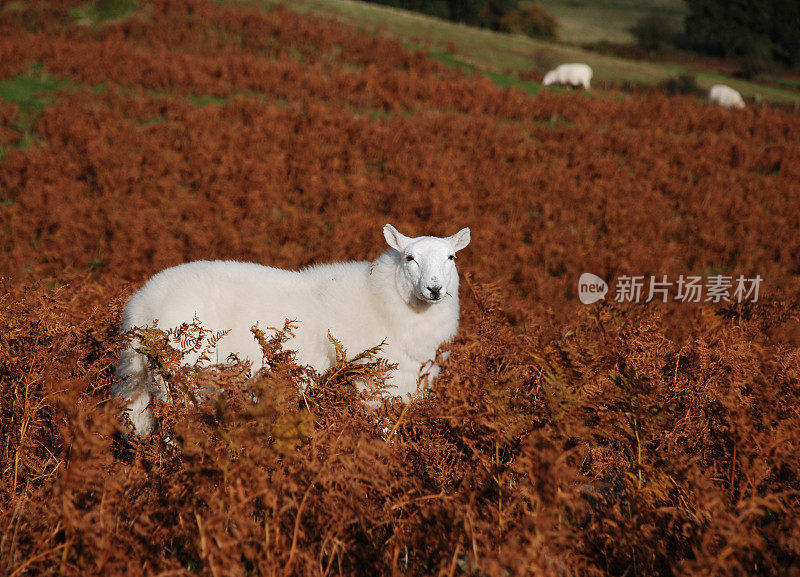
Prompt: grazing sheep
<box><xmin>113</xmin><ymin>224</ymin><xmax>471</xmax><ymax>435</ymax></box>
<box><xmin>543</xmin><ymin>63</ymin><xmax>592</xmax><ymax>89</ymax></box>
<box><xmin>708</xmin><ymin>84</ymin><xmax>746</xmax><ymax>110</ymax></box>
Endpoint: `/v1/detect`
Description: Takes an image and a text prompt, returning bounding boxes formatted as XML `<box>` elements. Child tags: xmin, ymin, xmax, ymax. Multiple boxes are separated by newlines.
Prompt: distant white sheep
<box><xmin>113</xmin><ymin>224</ymin><xmax>471</xmax><ymax>435</ymax></box>
<box><xmin>708</xmin><ymin>84</ymin><xmax>745</xmax><ymax>110</ymax></box>
<box><xmin>543</xmin><ymin>63</ymin><xmax>592</xmax><ymax>90</ymax></box>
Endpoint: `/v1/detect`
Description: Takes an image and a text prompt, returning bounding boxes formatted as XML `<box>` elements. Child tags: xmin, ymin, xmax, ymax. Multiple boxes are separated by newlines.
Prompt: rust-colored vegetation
<box><xmin>1</xmin><ymin>1</ymin><xmax>799</xmax><ymax>575</ymax></box>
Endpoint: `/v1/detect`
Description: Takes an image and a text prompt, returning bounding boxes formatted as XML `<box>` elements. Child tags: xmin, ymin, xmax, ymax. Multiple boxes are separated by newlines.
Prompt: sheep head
<box><xmin>383</xmin><ymin>224</ymin><xmax>470</xmax><ymax>304</ymax></box>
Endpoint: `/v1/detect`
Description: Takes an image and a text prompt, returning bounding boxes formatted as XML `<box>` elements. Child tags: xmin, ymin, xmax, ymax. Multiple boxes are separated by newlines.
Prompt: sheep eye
<box><xmin>448</xmin><ymin>254</ymin><xmax>455</xmax><ymax>260</ymax></box>
<box><xmin>405</xmin><ymin>255</ymin><xmax>414</xmax><ymax>262</ymax></box>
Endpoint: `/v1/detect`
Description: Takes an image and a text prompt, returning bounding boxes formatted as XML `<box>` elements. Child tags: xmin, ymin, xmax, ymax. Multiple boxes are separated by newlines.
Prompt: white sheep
<box><xmin>113</xmin><ymin>224</ymin><xmax>471</xmax><ymax>435</ymax></box>
<box><xmin>543</xmin><ymin>63</ymin><xmax>592</xmax><ymax>90</ymax></box>
<box><xmin>708</xmin><ymin>84</ymin><xmax>745</xmax><ymax>110</ymax></box>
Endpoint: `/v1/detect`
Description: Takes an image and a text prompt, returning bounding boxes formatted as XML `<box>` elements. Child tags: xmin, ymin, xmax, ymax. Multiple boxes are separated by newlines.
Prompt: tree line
<box><xmin>363</xmin><ymin>0</ymin><xmax>800</xmax><ymax>69</ymax></box>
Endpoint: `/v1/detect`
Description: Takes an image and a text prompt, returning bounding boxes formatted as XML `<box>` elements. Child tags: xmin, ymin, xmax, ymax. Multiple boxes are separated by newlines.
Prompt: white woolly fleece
<box><xmin>113</xmin><ymin>224</ymin><xmax>470</xmax><ymax>435</ymax></box>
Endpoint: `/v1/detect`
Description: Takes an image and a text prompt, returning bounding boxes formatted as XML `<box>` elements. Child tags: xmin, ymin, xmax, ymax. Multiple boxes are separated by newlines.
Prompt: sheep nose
<box><xmin>428</xmin><ymin>285</ymin><xmax>442</xmax><ymax>299</ymax></box>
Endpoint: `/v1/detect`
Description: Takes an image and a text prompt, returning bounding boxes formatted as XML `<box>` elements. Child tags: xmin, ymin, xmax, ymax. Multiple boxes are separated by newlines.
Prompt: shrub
<box><xmin>630</xmin><ymin>11</ymin><xmax>678</xmax><ymax>52</ymax></box>
<box><xmin>659</xmin><ymin>72</ymin><xmax>703</xmax><ymax>95</ymax></box>
<box><xmin>735</xmin><ymin>50</ymin><xmax>777</xmax><ymax>80</ymax></box>
<box><xmin>498</xmin><ymin>3</ymin><xmax>558</xmax><ymax>40</ymax></box>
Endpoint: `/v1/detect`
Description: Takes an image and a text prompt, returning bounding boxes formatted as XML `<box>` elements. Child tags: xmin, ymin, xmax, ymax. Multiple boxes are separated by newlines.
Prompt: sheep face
<box><xmin>383</xmin><ymin>224</ymin><xmax>470</xmax><ymax>304</ymax></box>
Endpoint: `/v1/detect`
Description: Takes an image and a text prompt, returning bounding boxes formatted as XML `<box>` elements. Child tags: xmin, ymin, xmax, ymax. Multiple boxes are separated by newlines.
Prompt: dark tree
<box><xmin>630</xmin><ymin>11</ymin><xmax>679</xmax><ymax>51</ymax></box>
<box><xmin>684</xmin><ymin>0</ymin><xmax>800</xmax><ymax>67</ymax></box>
<box><xmin>361</xmin><ymin>0</ymin><xmax>521</xmax><ymax>30</ymax></box>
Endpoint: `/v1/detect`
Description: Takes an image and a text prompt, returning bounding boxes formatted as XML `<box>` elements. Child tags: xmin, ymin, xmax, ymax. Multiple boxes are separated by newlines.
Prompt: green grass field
<box><xmin>248</xmin><ymin>0</ymin><xmax>800</xmax><ymax>105</ymax></box>
<box><xmin>0</xmin><ymin>65</ymin><xmax>81</xmax><ymax>157</ymax></box>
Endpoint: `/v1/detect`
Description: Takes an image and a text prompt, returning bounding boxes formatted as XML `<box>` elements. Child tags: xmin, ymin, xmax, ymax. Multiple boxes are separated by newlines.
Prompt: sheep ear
<box><xmin>448</xmin><ymin>227</ymin><xmax>470</xmax><ymax>252</ymax></box>
<box><xmin>383</xmin><ymin>224</ymin><xmax>411</xmax><ymax>252</ymax></box>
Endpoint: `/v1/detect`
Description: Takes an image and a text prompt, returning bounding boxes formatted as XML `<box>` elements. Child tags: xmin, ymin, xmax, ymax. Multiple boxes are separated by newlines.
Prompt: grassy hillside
<box><xmin>535</xmin><ymin>0</ymin><xmax>687</xmax><ymax>44</ymax></box>
<box><xmin>256</xmin><ymin>0</ymin><xmax>800</xmax><ymax>104</ymax></box>
<box><xmin>1</xmin><ymin>1</ymin><xmax>800</xmax><ymax>576</ymax></box>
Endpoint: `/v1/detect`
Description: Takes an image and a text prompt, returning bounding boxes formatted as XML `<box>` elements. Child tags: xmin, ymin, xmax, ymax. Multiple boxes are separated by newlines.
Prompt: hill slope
<box><xmin>1</xmin><ymin>1</ymin><xmax>799</xmax><ymax>576</ymax></box>
<box><xmin>259</xmin><ymin>0</ymin><xmax>800</xmax><ymax>104</ymax></box>
<box><xmin>536</xmin><ymin>0</ymin><xmax>687</xmax><ymax>44</ymax></box>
